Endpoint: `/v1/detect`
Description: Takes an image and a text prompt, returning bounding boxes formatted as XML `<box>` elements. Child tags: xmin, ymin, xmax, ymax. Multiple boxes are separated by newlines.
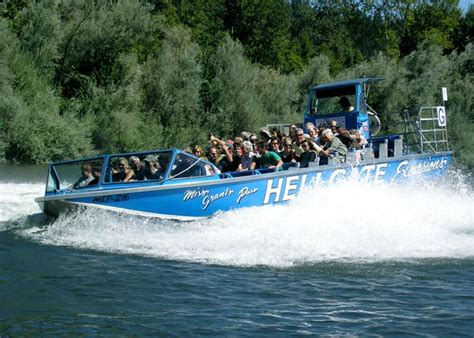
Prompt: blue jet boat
<box><xmin>36</xmin><ymin>78</ymin><xmax>453</xmax><ymax>220</ymax></box>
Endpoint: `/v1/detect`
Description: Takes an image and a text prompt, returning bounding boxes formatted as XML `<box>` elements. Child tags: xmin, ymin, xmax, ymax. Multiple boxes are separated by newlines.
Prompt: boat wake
<box><xmin>2</xmin><ymin>174</ymin><xmax>474</xmax><ymax>267</ymax></box>
<box><xmin>0</xmin><ymin>182</ymin><xmax>44</xmax><ymax>224</ymax></box>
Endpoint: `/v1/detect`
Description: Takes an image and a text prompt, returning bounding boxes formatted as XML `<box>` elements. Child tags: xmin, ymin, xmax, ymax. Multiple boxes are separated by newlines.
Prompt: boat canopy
<box><xmin>304</xmin><ymin>77</ymin><xmax>384</xmax><ymax>139</ymax></box>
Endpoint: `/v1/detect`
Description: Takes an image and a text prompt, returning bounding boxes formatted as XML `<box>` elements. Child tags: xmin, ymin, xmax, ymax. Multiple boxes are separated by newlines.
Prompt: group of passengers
<box><xmin>74</xmin><ymin>116</ymin><xmax>368</xmax><ymax>186</ymax></box>
<box><xmin>188</xmin><ymin>119</ymin><xmax>367</xmax><ymax>174</ymax></box>
<box><xmin>111</xmin><ymin>155</ymin><xmax>168</xmax><ymax>183</ymax></box>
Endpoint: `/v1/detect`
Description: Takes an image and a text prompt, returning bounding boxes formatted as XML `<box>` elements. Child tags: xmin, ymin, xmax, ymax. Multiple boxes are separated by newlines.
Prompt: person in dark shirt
<box><xmin>112</xmin><ymin>158</ymin><xmax>135</xmax><ymax>182</ymax></box>
<box><xmin>279</xmin><ymin>137</ymin><xmax>295</xmax><ymax>163</ymax></box>
<box><xmin>336</xmin><ymin>126</ymin><xmax>353</xmax><ymax>148</ymax></box>
<box><xmin>298</xmin><ymin>140</ymin><xmax>317</xmax><ymax>168</ymax></box>
<box><xmin>144</xmin><ymin>155</ymin><xmax>165</xmax><ymax>180</ymax></box>
<box><xmin>129</xmin><ymin>156</ymin><xmax>146</xmax><ymax>180</ymax></box>
<box><xmin>87</xmin><ymin>165</ymin><xmax>102</xmax><ymax>186</ymax></box>
<box><xmin>208</xmin><ymin>135</ymin><xmax>235</xmax><ymax>172</ymax></box>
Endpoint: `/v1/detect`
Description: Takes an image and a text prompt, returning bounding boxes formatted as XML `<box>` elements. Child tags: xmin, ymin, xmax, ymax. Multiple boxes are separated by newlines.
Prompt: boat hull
<box><xmin>37</xmin><ymin>152</ymin><xmax>452</xmax><ymax>220</ymax></box>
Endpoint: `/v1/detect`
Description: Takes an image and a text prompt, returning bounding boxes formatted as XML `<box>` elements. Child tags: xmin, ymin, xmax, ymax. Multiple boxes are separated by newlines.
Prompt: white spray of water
<box><xmin>0</xmin><ymin>182</ymin><xmax>43</xmax><ymax>223</ymax></box>
<box><xmin>12</xmin><ymin>175</ymin><xmax>474</xmax><ymax>267</ymax></box>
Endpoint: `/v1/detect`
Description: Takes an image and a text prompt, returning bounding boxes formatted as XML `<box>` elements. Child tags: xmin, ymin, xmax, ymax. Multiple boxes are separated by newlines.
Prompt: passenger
<box><xmin>348</xmin><ymin>129</ymin><xmax>367</xmax><ymax>149</ymax></box>
<box><xmin>129</xmin><ymin>156</ymin><xmax>146</xmax><ymax>180</ymax></box>
<box><xmin>144</xmin><ymin>155</ymin><xmax>165</xmax><ymax>180</ymax></box>
<box><xmin>249</xmin><ymin>134</ymin><xmax>259</xmax><ymax>156</ymax></box>
<box><xmin>207</xmin><ymin>145</ymin><xmax>231</xmax><ymax>172</ymax></box>
<box><xmin>271</xmin><ymin>128</ymin><xmax>283</xmax><ymax>141</ymax></box>
<box><xmin>240</xmin><ymin>131</ymin><xmax>251</xmax><ymax>142</ymax></box>
<box><xmin>250</xmin><ymin>141</ymin><xmax>283</xmax><ymax>170</ymax></box>
<box><xmin>289</xmin><ymin>124</ymin><xmax>298</xmax><ymax>142</ymax></box>
<box><xmin>72</xmin><ymin>163</ymin><xmax>95</xmax><ymax>188</ymax></box>
<box><xmin>87</xmin><ymin>165</ymin><xmax>102</xmax><ymax>186</ymax></box>
<box><xmin>209</xmin><ymin>135</ymin><xmax>235</xmax><ymax>172</ymax></box>
<box><xmin>292</xmin><ymin>128</ymin><xmax>306</xmax><ymax>159</ymax></box>
<box><xmin>339</xmin><ymin>96</ymin><xmax>354</xmax><ymax>112</ymax></box>
<box><xmin>192</xmin><ymin>145</ymin><xmax>207</xmax><ymax>159</ymax></box>
<box><xmin>270</xmin><ymin>137</ymin><xmax>281</xmax><ymax>153</ymax></box>
<box><xmin>308</xmin><ymin>126</ymin><xmax>319</xmax><ymax>143</ymax></box>
<box><xmin>279</xmin><ymin>138</ymin><xmax>296</xmax><ymax>163</ymax></box>
<box><xmin>234</xmin><ymin>136</ymin><xmax>244</xmax><ymax>146</ymax></box>
<box><xmin>226</xmin><ymin>142</ymin><xmax>242</xmax><ymax>172</ymax></box>
<box><xmin>305</xmin><ymin>122</ymin><xmax>316</xmax><ymax>131</ymax></box>
<box><xmin>238</xmin><ymin>141</ymin><xmax>255</xmax><ymax>171</ymax></box>
<box><xmin>113</xmin><ymin>157</ymin><xmax>135</xmax><ymax>182</ymax></box>
<box><xmin>335</xmin><ymin>126</ymin><xmax>353</xmax><ymax>148</ymax></box>
<box><xmin>314</xmin><ymin>129</ymin><xmax>348</xmax><ymax>164</ymax></box>
<box><xmin>329</xmin><ymin>120</ymin><xmax>339</xmax><ymax>135</ymax></box>
<box><xmin>234</xmin><ymin>143</ymin><xmax>243</xmax><ymax>157</ymax></box>
<box><xmin>298</xmin><ymin>140</ymin><xmax>317</xmax><ymax>168</ymax></box>
<box><xmin>259</xmin><ymin>128</ymin><xmax>272</xmax><ymax>144</ymax></box>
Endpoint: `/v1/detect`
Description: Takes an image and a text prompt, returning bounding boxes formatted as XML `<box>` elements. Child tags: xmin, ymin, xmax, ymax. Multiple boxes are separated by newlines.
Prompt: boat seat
<box><xmin>368</xmin><ymin>134</ymin><xmax>402</xmax><ymax>158</ymax></box>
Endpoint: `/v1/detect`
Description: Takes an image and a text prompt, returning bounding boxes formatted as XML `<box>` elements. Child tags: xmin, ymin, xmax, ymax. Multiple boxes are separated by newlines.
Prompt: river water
<box><xmin>1</xmin><ymin>165</ymin><xmax>473</xmax><ymax>335</ymax></box>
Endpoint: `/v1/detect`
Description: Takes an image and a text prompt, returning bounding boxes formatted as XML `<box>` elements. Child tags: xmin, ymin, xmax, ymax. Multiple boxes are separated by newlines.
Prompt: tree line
<box><xmin>0</xmin><ymin>0</ymin><xmax>472</xmax><ymax>169</ymax></box>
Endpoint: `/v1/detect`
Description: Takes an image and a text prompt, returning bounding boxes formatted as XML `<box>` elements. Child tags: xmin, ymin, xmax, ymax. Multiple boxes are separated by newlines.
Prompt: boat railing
<box><xmin>371</xmin><ymin>106</ymin><xmax>449</xmax><ymax>155</ymax></box>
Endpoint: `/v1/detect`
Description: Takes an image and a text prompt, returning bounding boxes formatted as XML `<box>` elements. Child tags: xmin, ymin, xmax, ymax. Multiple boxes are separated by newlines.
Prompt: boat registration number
<box><xmin>92</xmin><ymin>194</ymin><xmax>130</xmax><ymax>203</ymax></box>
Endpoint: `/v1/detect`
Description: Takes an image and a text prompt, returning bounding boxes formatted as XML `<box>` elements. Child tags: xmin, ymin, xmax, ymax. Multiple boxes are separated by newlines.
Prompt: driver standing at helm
<box><xmin>339</xmin><ymin>96</ymin><xmax>354</xmax><ymax>112</ymax></box>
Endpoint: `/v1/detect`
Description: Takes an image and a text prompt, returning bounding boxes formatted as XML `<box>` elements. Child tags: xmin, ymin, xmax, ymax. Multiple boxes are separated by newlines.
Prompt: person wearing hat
<box><xmin>144</xmin><ymin>154</ymin><xmax>165</xmax><ymax>180</ymax></box>
<box><xmin>259</xmin><ymin>128</ymin><xmax>272</xmax><ymax>144</ymax></box>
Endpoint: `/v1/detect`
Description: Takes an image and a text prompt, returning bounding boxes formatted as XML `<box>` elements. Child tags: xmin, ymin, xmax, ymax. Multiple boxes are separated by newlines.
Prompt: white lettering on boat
<box><xmin>263</xmin><ymin>175</ymin><xmax>307</xmax><ymax>205</ymax></box>
<box><xmin>237</xmin><ymin>187</ymin><xmax>258</xmax><ymax>204</ymax></box>
<box><xmin>359</xmin><ymin>164</ymin><xmax>376</xmax><ymax>183</ymax></box>
<box><xmin>374</xmin><ymin>163</ymin><xmax>388</xmax><ymax>183</ymax></box>
<box><xmin>282</xmin><ymin>176</ymin><xmax>300</xmax><ymax>201</ymax></box>
<box><xmin>391</xmin><ymin>160</ymin><xmax>409</xmax><ymax>183</ymax></box>
<box><xmin>202</xmin><ymin>187</ymin><xmax>234</xmax><ymax>210</ymax></box>
<box><xmin>183</xmin><ymin>188</ymin><xmax>209</xmax><ymax>201</ymax></box>
<box><xmin>410</xmin><ymin>158</ymin><xmax>448</xmax><ymax>175</ymax></box>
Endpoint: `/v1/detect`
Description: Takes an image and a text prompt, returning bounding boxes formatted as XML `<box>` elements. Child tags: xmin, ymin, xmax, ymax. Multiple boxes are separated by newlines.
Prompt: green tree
<box><xmin>55</xmin><ymin>0</ymin><xmax>153</xmax><ymax>99</ymax></box>
<box><xmin>231</xmin><ymin>0</ymin><xmax>299</xmax><ymax>72</ymax></box>
<box><xmin>142</xmin><ymin>26</ymin><xmax>204</xmax><ymax>148</ymax></box>
<box><xmin>206</xmin><ymin>36</ymin><xmax>265</xmax><ymax>137</ymax></box>
<box><xmin>13</xmin><ymin>1</ymin><xmax>62</xmax><ymax>80</ymax></box>
<box><xmin>0</xmin><ymin>20</ymin><xmax>92</xmax><ymax>163</ymax></box>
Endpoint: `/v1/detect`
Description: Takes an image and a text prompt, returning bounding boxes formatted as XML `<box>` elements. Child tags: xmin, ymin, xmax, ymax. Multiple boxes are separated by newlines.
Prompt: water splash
<box><xmin>12</xmin><ymin>174</ymin><xmax>474</xmax><ymax>267</ymax></box>
<box><xmin>0</xmin><ymin>182</ymin><xmax>43</xmax><ymax>224</ymax></box>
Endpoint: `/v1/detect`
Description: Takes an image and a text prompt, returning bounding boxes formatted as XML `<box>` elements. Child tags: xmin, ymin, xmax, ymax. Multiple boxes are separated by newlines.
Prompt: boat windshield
<box><xmin>310</xmin><ymin>92</ymin><xmax>357</xmax><ymax>116</ymax></box>
<box><xmin>49</xmin><ymin>158</ymin><xmax>105</xmax><ymax>192</ymax></box>
<box><xmin>169</xmin><ymin>152</ymin><xmax>215</xmax><ymax>179</ymax></box>
<box><xmin>105</xmin><ymin>151</ymin><xmax>173</xmax><ymax>183</ymax></box>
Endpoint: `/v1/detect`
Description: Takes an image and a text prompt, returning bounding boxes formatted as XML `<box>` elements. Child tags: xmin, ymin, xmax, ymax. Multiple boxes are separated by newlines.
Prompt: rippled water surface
<box><xmin>1</xmin><ymin>165</ymin><xmax>473</xmax><ymax>335</ymax></box>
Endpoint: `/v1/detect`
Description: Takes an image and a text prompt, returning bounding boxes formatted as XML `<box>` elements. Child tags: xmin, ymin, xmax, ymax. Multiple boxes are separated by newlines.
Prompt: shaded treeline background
<box><xmin>0</xmin><ymin>0</ymin><xmax>472</xmax><ymax>169</ymax></box>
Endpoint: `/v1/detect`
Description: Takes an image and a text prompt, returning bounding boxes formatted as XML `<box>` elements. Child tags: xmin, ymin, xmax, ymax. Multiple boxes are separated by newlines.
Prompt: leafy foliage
<box><xmin>0</xmin><ymin>0</ymin><xmax>472</xmax><ymax>170</ymax></box>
